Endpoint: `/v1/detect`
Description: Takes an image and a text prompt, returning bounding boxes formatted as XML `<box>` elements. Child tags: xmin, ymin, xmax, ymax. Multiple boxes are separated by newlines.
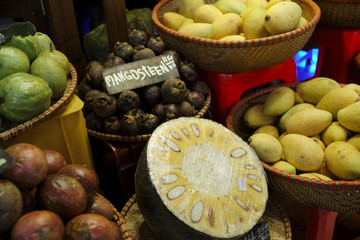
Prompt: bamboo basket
<box><xmin>313</xmin><ymin>0</ymin><xmax>360</xmax><ymax>28</ymax></box>
<box><xmin>152</xmin><ymin>0</ymin><xmax>321</xmax><ymax>73</ymax></box>
<box><xmin>225</xmin><ymin>83</ymin><xmax>360</xmax><ymax>213</ymax></box>
<box><xmin>0</xmin><ymin>64</ymin><xmax>78</xmax><ymax>141</ymax></box>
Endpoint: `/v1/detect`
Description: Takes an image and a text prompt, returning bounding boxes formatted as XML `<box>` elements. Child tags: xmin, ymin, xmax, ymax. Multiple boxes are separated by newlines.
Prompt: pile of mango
<box><xmin>243</xmin><ymin>77</ymin><xmax>360</xmax><ymax>181</ymax></box>
<box><xmin>162</xmin><ymin>0</ymin><xmax>306</xmax><ymax>40</ymax></box>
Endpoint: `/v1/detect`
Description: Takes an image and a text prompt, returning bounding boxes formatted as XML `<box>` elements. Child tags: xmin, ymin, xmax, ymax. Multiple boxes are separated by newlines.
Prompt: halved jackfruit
<box><xmin>135</xmin><ymin>117</ymin><xmax>268</xmax><ymax>239</ymax></box>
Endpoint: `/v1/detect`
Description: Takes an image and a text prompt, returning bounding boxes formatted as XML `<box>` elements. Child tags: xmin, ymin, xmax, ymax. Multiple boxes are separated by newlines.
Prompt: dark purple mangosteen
<box><xmin>186</xmin><ymin>91</ymin><xmax>205</xmax><ymax>110</ymax></box>
<box><xmin>146</xmin><ymin>36</ymin><xmax>167</xmax><ymax>55</ymax></box>
<box><xmin>128</xmin><ymin>29</ymin><xmax>149</xmax><ymax>47</ymax></box>
<box><xmin>113</xmin><ymin>41</ymin><xmax>136</xmax><ymax>63</ymax></box>
<box><xmin>161</xmin><ymin>78</ymin><xmax>189</xmax><ymax>104</ymax></box>
<box><xmin>117</xmin><ymin>90</ymin><xmax>141</xmax><ymax>113</ymax></box>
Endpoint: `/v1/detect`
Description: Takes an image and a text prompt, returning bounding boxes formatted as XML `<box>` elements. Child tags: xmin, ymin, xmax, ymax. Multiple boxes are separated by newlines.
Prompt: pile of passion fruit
<box><xmin>76</xmin><ymin>29</ymin><xmax>210</xmax><ymax>136</ymax></box>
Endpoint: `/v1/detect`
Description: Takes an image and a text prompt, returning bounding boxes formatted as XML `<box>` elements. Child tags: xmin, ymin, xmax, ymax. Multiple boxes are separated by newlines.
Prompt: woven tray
<box><xmin>120</xmin><ymin>194</ymin><xmax>292</xmax><ymax>240</ymax></box>
<box><xmin>225</xmin><ymin>83</ymin><xmax>360</xmax><ymax>213</ymax></box>
<box><xmin>87</xmin><ymin>91</ymin><xmax>211</xmax><ymax>142</ymax></box>
<box><xmin>0</xmin><ymin>64</ymin><xmax>78</xmax><ymax>142</ymax></box>
<box><xmin>313</xmin><ymin>0</ymin><xmax>360</xmax><ymax>28</ymax></box>
<box><xmin>152</xmin><ymin>0</ymin><xmax>321</xmax><ymax>73</ymax></box>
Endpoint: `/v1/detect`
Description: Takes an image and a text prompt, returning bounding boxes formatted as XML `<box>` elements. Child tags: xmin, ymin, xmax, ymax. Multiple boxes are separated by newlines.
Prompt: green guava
<box><xmin>0</xmin><ymin>72</ymin><xmax>52</xmax><ymax>123</ymax></box>
<box><xmin>38</xmin><ymin>49</ymin><xmax>70</xmax><ymax>75</ymax></box>
<box><xmin>0</xmin><ymin>46</ymin><xmax>30</xmax><ymax>80</ymax></box>
<box><xmin>34</xmin><ymin>32</ymin><xmax>55</xmax><ymax>53</ymax></box>
<box><xmin>30</xmin><ymin>55</ymin><xmax>68</xmax><ymax>99</ymax></box>
<box><xmin>6</xmin><ymin>35</ymin><xmax>39</xmax><ymax>62</ymax></box>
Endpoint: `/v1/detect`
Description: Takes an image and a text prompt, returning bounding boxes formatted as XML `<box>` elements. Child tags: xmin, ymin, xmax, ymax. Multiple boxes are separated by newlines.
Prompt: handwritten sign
<box><xmin>241</xmin><ymin>221</ymin><xmax>270</xmax><ymax>240</ymax></box>
<box><xmin>101</xmin><ymin>52</ymin><xmax>180</xmax><ymax>95</ymax></box>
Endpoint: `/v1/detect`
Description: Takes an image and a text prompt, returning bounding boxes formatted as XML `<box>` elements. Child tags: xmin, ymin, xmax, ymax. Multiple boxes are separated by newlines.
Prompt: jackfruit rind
<box><xmin>0</xmin><ymin>72</ymin><xmax>52</xmax><ymax>123</ymax></box>
<box><xmin>135</xmin><ymin>117</ymin><xmax>268</xmax><ymax>239</ymax></box>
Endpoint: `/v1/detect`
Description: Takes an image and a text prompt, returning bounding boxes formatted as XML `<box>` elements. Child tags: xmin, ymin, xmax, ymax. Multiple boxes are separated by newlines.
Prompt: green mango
<box><xmin>7</xmin><ymin>35</ymin><xmax>39</xmax><ymax>62</ymax></box>
<box><xmin>30</xmin><ymin>56</ymin><xmax>68</xmax><ymax>99</ymax></box>
<box><xmin>34</xmin><ymin>32</ymin><xmax>55</xmax><ymax>53</ymax></box>
<box><xmin>0</xmin><ymin>72</ymin><xmax>52</xmax><ymax>123</ymax></box>
<box><xmin>0</xmin><ymin>46</ymin><xmax>30</xmax><ymax>80</ymax></box>
<box><xmin>38</xmin><ymin>49</ymin><xmax>70</xmax><ymax>75</ymax></box>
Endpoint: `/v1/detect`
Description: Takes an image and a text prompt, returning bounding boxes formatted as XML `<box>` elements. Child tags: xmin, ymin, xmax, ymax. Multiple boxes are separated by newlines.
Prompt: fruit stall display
<box><xmin>0</xmin><ymin>23</ymin><xmax>77</xmax><ymax>142</ymax></box>
<box><xmin>0</xmin><ymin>143</ymin><xmax>124</xmax><ymax>239</ymax></box>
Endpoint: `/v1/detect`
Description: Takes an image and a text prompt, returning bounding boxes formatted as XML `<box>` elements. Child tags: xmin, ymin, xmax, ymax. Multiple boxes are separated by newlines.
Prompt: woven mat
<box><xmin>121</xmin><ymin>194</ymin><xmax>292</xmax><ymax>240</ymax></box>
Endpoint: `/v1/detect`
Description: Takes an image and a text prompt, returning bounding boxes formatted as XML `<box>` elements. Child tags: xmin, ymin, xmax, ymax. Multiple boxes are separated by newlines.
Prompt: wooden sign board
<box><xmin>101</xmin><ymin>52</ymin><xmax>180</xmax><ymax>95</ymax></box>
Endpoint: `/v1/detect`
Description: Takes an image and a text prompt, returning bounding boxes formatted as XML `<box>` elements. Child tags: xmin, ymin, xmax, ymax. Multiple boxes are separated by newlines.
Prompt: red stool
<box><xmin>198</xmin><ymin>57</ymin><xmax>298</xmax><ymax>124</ymax></box>
<box><xmin>311</xmin><ymin>25</ymin><xmax>360</xmax><ymax>84</ymax></box>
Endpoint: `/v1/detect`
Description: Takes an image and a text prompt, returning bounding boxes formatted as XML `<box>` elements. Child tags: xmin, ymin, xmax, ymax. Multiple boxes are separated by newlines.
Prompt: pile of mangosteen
<box><xmin>76</xmin><ymin>29</ymin><xmax>210</xmax><ymax>136</ymax></box>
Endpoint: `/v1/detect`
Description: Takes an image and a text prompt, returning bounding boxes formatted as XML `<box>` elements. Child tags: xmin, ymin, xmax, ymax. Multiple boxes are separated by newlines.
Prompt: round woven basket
<box><xmin>120</xmin><ymin>194</ymin><xmax>292</xmax><ymax>240</ymax></box>
<box><xmin>225</xmin><ymin>83</ymin><xmax>360</xmax><ymax>213</ymax></box>
<box><xmin>313</xmin><ymin>0</ymin><xmax>360</xmax><ymax>28</ymax></box>
<box><xmin>0</xmin><ymin>64</ymin><xmax>78</xmax><ymax>142</ymax></box>
<box><xmin>87</xmin><ymin>91</ymin><xmax>211</xmax><ymax>142</ymax></box>
<box><xmin>152</xmin><ymin>0</ymin><xmax>321</xmax><ymax>73</ymax></box>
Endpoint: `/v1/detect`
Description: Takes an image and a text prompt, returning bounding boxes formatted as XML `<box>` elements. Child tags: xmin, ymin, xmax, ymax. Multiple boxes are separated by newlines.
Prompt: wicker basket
<box><xmin>313</xmin><ymin>0</ymin><xmax>360</xmax><ymax>28</ymax></box>
<box><xmin>152</xmin><ymin>0</ymin><xmax>321</xmax><ymax>73</ymax></box>
<box><xmin>120</xmin><ymin>194</ymin><xmax>292</xmax><ymax>240</ymax></box>
<box><xmin>225</xmin><ymin>83</ymin><xmax>360</xmax><ymax>213</ymax></box>
<box><xmin>87</xmin><ymin>91</ymin><xmax>211</xmax><ymax>142</ymax></box>
<box><xmin>0</xmin><ymin>64</ymin><xmax>78</xmax><ymax>142</ymax></box>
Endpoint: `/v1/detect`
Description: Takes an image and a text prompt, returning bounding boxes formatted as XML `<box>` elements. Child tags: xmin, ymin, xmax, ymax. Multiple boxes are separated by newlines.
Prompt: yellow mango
<box><xmin>348</xmin><ymin>134</ymin><xmax>360</xmax><ymax>151</ymax></box>
<box><xmin>193</xmin><ymin>4</ymin><xmax>223</xmax><ymax>23</ymax></box>
<box><xmin>325</xmin><ymin>141</ymin><xmax>360</xmax><ymax>180</ymax></box>
<box><xmin>316</xmin><ymin>88</ymin><xmax>359</xmax><ymax>119</ymax></box>
<box><xmin>254</xmin><ymin>125</ymin><xmax>279</xmax><ymax>139</ymax></box>
<box><xmin>266</xmin><ymin>0</ymin><xmax>290</xmax><ymax>9</ymax></box>
<box><xmin>278</xmin><ymin>102</ymin><xmax>315</xmax><ymax>132</ymax></box>
<box><xmin>178</xmin><ymin>0</ymin><xmax>205</xmax><ymax>18</ymax></box>
<box><xmin>263</xmin><ymin>87</ymin><xmax>296</xmax><ymax>116</ymax></box>
<box><xmin>243</xmin><ymin>104</ymin><xmax>277</xmax><ymax>129</ymax></box>
<box><xmin>212</xmin><ymin>13</ymin><xmax>243</xmax><ymax>39</ymax></box>
<box><xmin>284</xmin><ymin>107</ymin><xmax>333</xmax><ymax>136</ymax></box>
<box><xmin>299</xmin><ymin>173</ymin><xmax>333</xmax><ymax>181</ymax></box>
<box><xmin>248</xmin><ymin>133</ymin><xmax>283</xmax><ymax>163</ymax></box>
<box><xmin>321</xmin><ymin>121</ymin><xmax>352</xmax><ymax>146</ymax></box>
<box><xmin>178</xmin><ymin>23</ymin><xmax>214</xmax><ymax>39</ymax></box>
<box><xmin>272</xmin><ymin>160</ymin><xmax>296</xmax><ymax>174</ymax></box>
<box><xmin>297</xmin><ymin>16</ymin><xmax>308</xmax><ymax>28</ymax></box>
<box><xmin>343</xmin><ymin>83</ymin><xmax>360</xmax><ymax>97</ymax></box>
<box><xmin>214</xmin><ymin>0</ymin><xmax>247</xmax><ymax>14</ymax></box>
<box><xmin>243</xmin><ymin>6</ymin><xmax>270</xmax><ymax>39</ymax></box>
<box><xmin>163</xmin><ymin>12</ymin><xmax>187</xmax><ymax>30</ymax></box>
<box><xmin>178</xmin><ymin>18</ymin><xmax>195</xmax><ymax>31</ymax></box>
<box><xmin>219</xmin><ymin>35</ymin><xmax>246</xmax><ymax>41</ymax></box>
<box><xmin>280</xmin><ymin>134</ymin><xmax>324</xmax><ymax>171</ymax></box>
<box><xmin>264</xmin><ymin>1</ymin><xmax>302</xmax><ymax>35</ymax></box>
<box><xmin>246</xmin><ymin>0</ymin><xmax>268</xmax><ymax>8</ymax></box>
<box><xmin>337</xmin><ymin>102</ymin><xmax>360</xmax><ymax>132</ymax></box>
<box><xmin>311</xmin><ymin>137</ymin><xmax>326</xmax><ymax>151</ymax></box>
<box><xmin>295</xmin><ymin>77</ymin><xmax>341</xmax><ymax>104</ymax></box>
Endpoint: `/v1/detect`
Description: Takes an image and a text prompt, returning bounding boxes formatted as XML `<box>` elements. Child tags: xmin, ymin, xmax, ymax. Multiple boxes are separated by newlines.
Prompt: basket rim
<box><xmin>152</xmin><ymin>0</ymin><xmax>321</xmax><ymax>48</ymax></box>
<box><xmin>0</xmin><ymin>64</ymin><xmax>78</xmax><ymax>142</ymax></box>
<box><xmin>225</xmin><ymin>82</ymin><xmax>360</xmax><ymax>191</ymax></box>
<box><xmin>87</xmin><ymin>91</ymin><xmax>212</xmax><ymax>142</ymax></box>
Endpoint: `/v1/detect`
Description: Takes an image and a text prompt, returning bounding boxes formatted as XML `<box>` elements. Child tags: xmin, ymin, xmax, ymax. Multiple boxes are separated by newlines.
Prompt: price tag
<box><xmin>101</xmin><ymin>52</ymin><xmax>180</xmax><ymax>95</ymax></box>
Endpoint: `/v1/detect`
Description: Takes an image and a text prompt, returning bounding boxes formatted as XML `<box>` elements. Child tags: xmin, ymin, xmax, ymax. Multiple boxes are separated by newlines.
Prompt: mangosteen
<box><xmin>179</xmin><ymin>61</ymin><xmax>199</xmax><ymax>84</ymax></box>
<box><xmin>126</xmin><ymin>108</ymin><xmax>145</xmax><ymax>123</ymax></box>
<box><xmin>151</xmin><ymin>103</ymin><xmax>166</xmax><ymax>122</ymax></box>
<box><xmin>93</xmin><ymin>92</ymin><xmax>118</xmax><ymax>118</ymax></box>
<box><xmin>103</xmin><ymin>53</ymin><xmax>125</xmax><ymax>68</ymax></box>
<box><xmin>113</xmin><ymin>41</ymin><xmax>136</xmax><ymax>63</ymax></box>
<box><xmin>85</xmin><ymin>60</ymin><xmax>103</xmax><ymax>72</ymax></box>
<box><xmin>179</xmin><ymin>101</ymin><xmax>194</xmax><ymax>116</ymax></box>
<box><xmin>86</xmin><ymin>112</ymin><xmax>104</xmax><ymax>132</ymax></box>
<box><xmin>186</xmin><ymin>91</ymin><xmax>205</xmax><ymax>110</ymax></box>
<box><xmin>142</xmin><ymin>113</ymin><xmax>160</xmax><ymax>134</ymax></box>
<box><xmin>134</xmin><ymin>44</ymin><xmax>146</xmax><ymax>51</ymax></box>
<box><xmin>161</xmin><ymin>78</ymin><xmax>189</xmax><ymax>104</ymax></box>
<box><xmin>190</xmin><ymin>80</ymin><xmax>210</xmax><ymax>98</ymax></box>
<box><xmin>146</xmin><ymin>36</ymin><xmax>167</xmax><ymax>55</ymax></box>
<box><xmin>117</xmin><ymin>90</ymin><xmax>141</xmax><ymax>113</ymax></box>
<box><xmin>84</xmin><ymin>90</ymin><xmax>102</xmax><ymax>111</ymax></box>
<box><xmin>104</xmin><ymin>116</ymin><xmax>122</xmax><ymax>134</ymax></box>
<box><xmin>142</xmin><ymin>84</ymin><xmax>161</xmax><ymax>107</ymax></box>
<box><xmin>120</xmin><ymin>115</ymin><xmax>142</xmax><ymax>136</ymax></box>
<box><xmin>162</xmin><ymin>50</ymin><xmax>182</xmax><ymax>69</ymax></box>
<box><xmin>76</xmin><ymin>78</ymin><xmax>93</xmax><ymax>100</ymax></box>
<box><xmin>133</xmin><ymin>48</ymin><xmax>156</xmax><ymax>61</ymax></box>
<box><xmin>128</xmin><ymin>29</ymin><xmax>149</xmax><ymax>47</ymax></box>
<box><xmin>86</xmin><ymin>63</ymin><xmax>104</xmax><ymax>88</ymax></box>
<box><xmin>165</xmin><ymin>103</ymin><xmax>182</xmax><ymax>121</ymax></box>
